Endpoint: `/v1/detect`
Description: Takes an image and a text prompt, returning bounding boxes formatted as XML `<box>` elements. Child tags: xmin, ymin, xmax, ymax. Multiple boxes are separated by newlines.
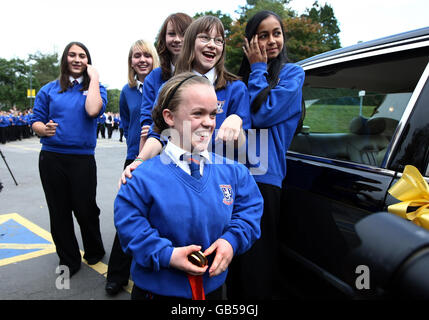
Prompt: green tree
<box><xmin>28</xmin><ymin>52</ymin><xmax>60</xmax><ymax>89</ymax></box>
<box><xmin>194</xmin><ymin>10</ymin><xmax>234</xmax><ymax>37</ymax></box>
<box><xmin>106</xmin><ymin>89</ymin><xmax>120</xmax><ymax>113</ymax></box>
<box><xmin>0</xmin><ymin>58</ymin><xmax>29</xmax><ymax>110</ymax></box>
<box><xmin>241</xmin><ymin>0</ymin><xmax>294</xmax><ymax>20</ymax></box>
<box><xmin>224</xmin><ymin>0</ymin><xmax>342</xmax><ymax>72</ymax></box>
<box><xmin>303</xmin><ymin>1</ymin><xmax>341</xmax><ymax>50</ymax></box>
<box><xmin>225</xmin><ymin>19</ymin><xmax>247</xmax><ymax>74</ymax></box>
<box><xmin>0</xmin><ymin>51</ymin><xmax>59</xmax><ymax>111</ymax></box>
<box><xmin>284</xmin><ymin>16</ymin><xmax>328</xmax><ymax>62</ymax></box>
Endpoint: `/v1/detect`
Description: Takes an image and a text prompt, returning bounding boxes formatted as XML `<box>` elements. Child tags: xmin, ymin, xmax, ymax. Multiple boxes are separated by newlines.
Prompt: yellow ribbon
<box><xmin>388</xmin><ymin>165</ymin><xmax>429</xmax><ymax>230</ymax></box>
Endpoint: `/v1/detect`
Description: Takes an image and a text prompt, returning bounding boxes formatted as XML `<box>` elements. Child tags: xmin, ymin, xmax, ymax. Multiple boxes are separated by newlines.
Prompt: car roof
<box><xmin>297</xmin><ymin>26</ymin><xmax>429</xmax><ymax>67</ymax></box>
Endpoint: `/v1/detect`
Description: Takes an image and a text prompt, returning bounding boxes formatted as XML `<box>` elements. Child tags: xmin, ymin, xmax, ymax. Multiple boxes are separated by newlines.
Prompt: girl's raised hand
<box><xmin>243</xmin><ymin>35</ymin><xmax>267</xmax><ymax>65</ymax></box>
<box><xmin>86</xmin><ymin>64</ymin><xmax>99</xmax><ymax>81</ymax></box>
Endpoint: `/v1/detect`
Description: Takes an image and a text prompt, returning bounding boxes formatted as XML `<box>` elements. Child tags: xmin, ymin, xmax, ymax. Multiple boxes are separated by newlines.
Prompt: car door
<box><xmin>278</xmin><ymin>41</ymin><xmax>429</xmax><ymax>299</ymax></box>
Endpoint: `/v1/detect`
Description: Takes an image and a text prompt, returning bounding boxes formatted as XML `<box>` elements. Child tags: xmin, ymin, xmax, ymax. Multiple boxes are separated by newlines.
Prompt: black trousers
<box><xmin>226</xmin><ymin>182</ymin><xmax>281</xmax><ymax>300</ymax></box>
<box><xmin>97</xmin><ymin>124</ymin><xmax>105</xmax><ymax>138</ymax></box>
<box><xmin>0</xmin><ymin>127</ymin><xmax>6</xmax><ymax>144</ymax></box>
<box><xmin>38</xmin><ymin>151</ymin><xmax>105</xmax><ymax>271</ymax></box>
<box><xmin>106</xmin><ymin>124</ymin><xmax>113</xmax><ymax>139</ymax></box>
<box><xmin>106</xmin><ymin>159</ymin><xmax>133</xmax><ymax>284</ymax></box>
<box><xmin>119</xmin><ymin>128</ymin><xmax>124</xmax><ymax>142</ymax></box>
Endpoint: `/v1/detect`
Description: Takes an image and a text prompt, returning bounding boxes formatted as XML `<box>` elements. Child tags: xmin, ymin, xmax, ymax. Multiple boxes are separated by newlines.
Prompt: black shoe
<box><xmin>86</xmin><ymin>254</ymin><xmax>104</xmax><ymax>265</ymax></box>
<box><xmin>105</xmin><ymin>281</ymin><xmax>125</xmax><ymax>296</ymax></box>
<box><xmin>58</xmin><ymin>264</ymin><xmax>80</xmax><ymax>278</ymax></box>
<box><xmin>69</xmin><ymin>265</ymin><xmax>81</xmax><ymax>277</ymax></box>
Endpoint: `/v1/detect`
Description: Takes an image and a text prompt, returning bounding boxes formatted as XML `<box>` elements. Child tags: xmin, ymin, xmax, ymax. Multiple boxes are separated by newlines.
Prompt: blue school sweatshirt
<box><xmin>31</xmin><ymin>80</ymin><xmax>107</xmax><ymax>155</ymax></box>
<box><xmin>114</xmin><ymin>151</ymin><xmax>263</xmax><ymax>298</ymax></box>
<box><xmin>140</xmin><ymin>67</ymin><xmax>164</xmax><ymax>127</ymax></box>
<box><xmin>97</xmin><ymin>113</ymin><xmax>106</xmax><ymax>124</ymax></box>
<box><xmin>0</xmin><ymin>116</ymin><xmax>7</xmax><ymax>128</ymax></box>
<box><xmin>119</xmin><ymin>84</ymin><xmax>143</xmax><ymax>160</ymax></box>
<box><xmin>248</xmin><ymin>62</ymin><xmax>305</xmax><ymax>187</ymax></box>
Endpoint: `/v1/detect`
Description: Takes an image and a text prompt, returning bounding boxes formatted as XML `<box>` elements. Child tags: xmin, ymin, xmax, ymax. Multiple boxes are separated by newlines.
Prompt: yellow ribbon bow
<box><xmin>388</xmin><ymin>165</ymin><xmax>429</xmax><ymax>230</ymax></box>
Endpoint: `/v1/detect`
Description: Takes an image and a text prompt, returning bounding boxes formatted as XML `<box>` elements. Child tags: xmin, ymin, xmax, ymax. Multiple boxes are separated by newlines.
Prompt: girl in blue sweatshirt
<box><xmin>105</xmin><ymin>39</ymin><xmax>160</xmax><ymax>296</ymax></box>
<box><xmin>227</xmin><ymin>11</ymin><xmax>305</xmax><ymax>299</ymax></box>
<box><xmin>120</xmin><ymin>40</ymin><xmax>160</xmax><ymax>164</ymax></box>
<box><xmin>121</xmin><ymin>15</ymin><xmax>250</xmax><ymax>183</ymax></box>
<box><xmin>139</xmin><ymin>12</ymin><xmax>193</xmax><ymax>148</ymax></box>
<box><xmin>31</xmin><ymin>42</ymin><xmax>107</xmax><ymax>276</ymax></box>
<box><xmin>114</xmin><ymin>73</ymin><xmax>263</xmax><ymax>300</ymax></box>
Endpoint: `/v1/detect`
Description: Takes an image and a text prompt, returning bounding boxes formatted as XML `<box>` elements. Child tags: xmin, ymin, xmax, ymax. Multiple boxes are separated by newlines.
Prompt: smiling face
<box><xmin>193</xmin><ymin>27</ymin><xmax>223</xmax><ymax>75</ymax></box>
<box><xmin>163</xmin><ymin>83</ymin><xmax>217</xmax><ymax>152</ymax></box>
<box><xmin>131</xmin><ymin>47</ymin><xmax>154</xmax><ymax>81</ymax></box>
<box><xmin>165</xmin><ymin>21</ymin><xmax>184</xmax><ymax>63</ymax></box>
<box><xmin>256</xmin><ymin>15</ymin><xmax>284</xmax><ymax>61</ymax></box>
<box><xmin>67</xmin><ymin>44</ymin><xmax>88</xmax><ymax>78</ymax></box>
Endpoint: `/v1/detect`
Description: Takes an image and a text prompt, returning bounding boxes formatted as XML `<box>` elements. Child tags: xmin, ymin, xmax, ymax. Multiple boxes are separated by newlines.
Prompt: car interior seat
<box><xmin>347</xmin><ymin>116</ymin><xmax>393</xmax><ymax>166</ymax></box>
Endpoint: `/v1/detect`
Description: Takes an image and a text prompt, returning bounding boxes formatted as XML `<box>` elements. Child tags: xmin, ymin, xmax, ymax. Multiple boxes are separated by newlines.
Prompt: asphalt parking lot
<box><xmin>0</xmin><ymin>131</ymin><xmax>131</xmax><ymax>300</ymax></box>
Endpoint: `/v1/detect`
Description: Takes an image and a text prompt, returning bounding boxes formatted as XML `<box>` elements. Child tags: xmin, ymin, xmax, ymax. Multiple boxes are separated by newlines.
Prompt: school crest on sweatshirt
<box><xmin>216</xmin><ymin>100</ymin><xmax>225</xmax><ymax>114</ymax></box>
<box><xmin>220</xmin><ymin>184</ymin><xmax>233</xmax><ymax>205</ymax></box>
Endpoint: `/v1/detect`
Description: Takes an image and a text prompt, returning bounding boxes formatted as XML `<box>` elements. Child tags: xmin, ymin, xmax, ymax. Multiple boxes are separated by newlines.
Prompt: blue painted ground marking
<box><xmin>0</xmin><ymin>219</ymin><xmax>52</xmax><ymax>260</ymax></box>
<box><xmin>0</xmin><ymin>213</ymin><xmax>55</xmax><ymax>266</ymax></box>
<box><xmin>0</xmin><ymin>219</ymin><xmax>51</xmax><ymax>244</ymax></box>
<box><xmin>0</xmin><ymin>213</ymin><xmax>133</xmax><ymax>293</ymax></box>
<box><xmin>0</xmin><ymin>248</ymin><xmax>42</xmax><ymax>259</ymax></box>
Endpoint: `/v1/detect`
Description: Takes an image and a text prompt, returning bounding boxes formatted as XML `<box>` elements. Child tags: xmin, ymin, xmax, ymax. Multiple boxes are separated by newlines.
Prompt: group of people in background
<box><xmin>0</xmin><ymin>109</ymin><xmax>34</xmax><ymax>144</ymax></box>
<box><xmin>0</xmin><ymin>108</ymin><xmax>126</xmax><ymax>144</ymax></box>
<box><xmin>29</xmin><ymin>10</ymin><xmax>304</xmax><ymax>301</ymax></box>
<box><xmin>96</xmin><ymin>112</ymin><xmax>123</xmax><ymax>141</ymax></box>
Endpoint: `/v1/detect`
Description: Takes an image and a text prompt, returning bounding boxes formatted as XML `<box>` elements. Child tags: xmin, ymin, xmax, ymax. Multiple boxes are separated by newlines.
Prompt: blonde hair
<box><xmin>127</xmin><ymin>39</ymin><xmax>160</xmax><ymax>87</ymax></box>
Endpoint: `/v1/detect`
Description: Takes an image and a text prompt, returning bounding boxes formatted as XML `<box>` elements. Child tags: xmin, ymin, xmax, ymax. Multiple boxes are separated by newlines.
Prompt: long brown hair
<box><xmin>58</xmin><ymin>42</ymin><xmax>92</xmax><ymax>93</ymax></box>
<box><xmin>174</xmin><ymin>15</ymin><xmax>239</xmax><ymax>90</ymax></box>
<box><xmin>156</xmin><ymin>13</ymin><xmax>193</xmax><ymax>82</ymax></box>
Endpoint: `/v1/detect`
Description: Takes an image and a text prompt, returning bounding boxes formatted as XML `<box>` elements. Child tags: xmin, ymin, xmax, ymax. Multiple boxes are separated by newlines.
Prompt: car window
<box><xmin>290</xmin><ymin>52</ymin><xmax>429</xmax><ymax>168</ymax></box>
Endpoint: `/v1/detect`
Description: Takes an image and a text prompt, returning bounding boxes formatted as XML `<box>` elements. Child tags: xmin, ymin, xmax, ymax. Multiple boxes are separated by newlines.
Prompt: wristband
<box><xmin>134</xmin><ymin>158</ymin><xmax>144</xmax><ymax>163</ymax></box>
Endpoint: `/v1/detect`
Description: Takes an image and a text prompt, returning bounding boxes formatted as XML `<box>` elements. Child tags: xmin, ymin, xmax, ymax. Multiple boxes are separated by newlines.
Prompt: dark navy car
<box><xmin>279</xmin><ymin>27</ymin><xmax>429</xmax><ymax>299</ymax></box>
